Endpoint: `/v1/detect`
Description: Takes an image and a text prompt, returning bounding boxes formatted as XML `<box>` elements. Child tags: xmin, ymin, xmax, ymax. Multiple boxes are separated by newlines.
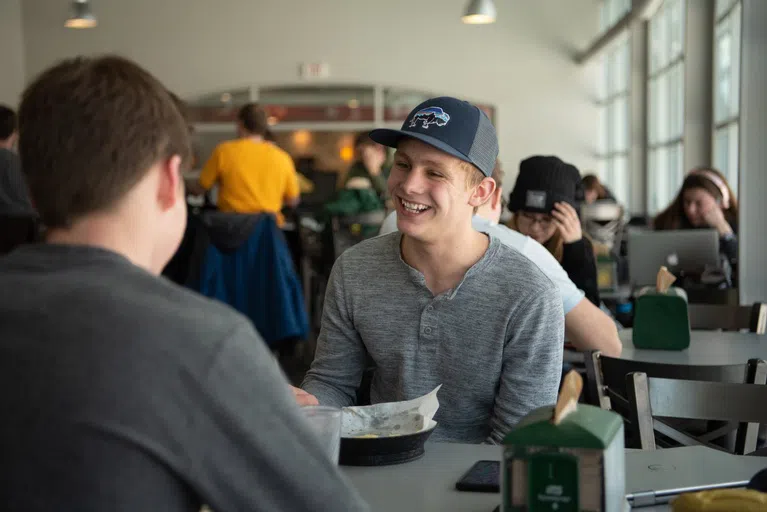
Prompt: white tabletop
<box><xmin>343</xmin><ymin>442</ymin><xmax>501</xmax><ymax>512</ymax></box>
<box><xmin>618</xmin><ymin>329</ymin><xmax>767</xmax><ymax>365</ymax></box>
<box><xmin>342</xmin><ymin>442</ymin><xmax>676</xmax><ymax>512</ymax></box>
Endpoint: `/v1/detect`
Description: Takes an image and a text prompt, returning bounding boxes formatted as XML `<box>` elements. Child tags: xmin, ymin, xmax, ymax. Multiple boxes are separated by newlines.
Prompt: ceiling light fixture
<box><xmin>462</xmin><ymin>0</ymin><xmax>497</xmax><ymax>24</ymax></box>
<box><xmin>65</xmin><ymin>0</ymin><xmax>97</xmax><ymax>29</ymax></box>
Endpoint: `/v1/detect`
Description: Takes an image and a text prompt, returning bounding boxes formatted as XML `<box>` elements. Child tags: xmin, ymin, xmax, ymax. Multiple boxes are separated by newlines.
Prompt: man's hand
<box><xmin>361</xmin><ymin>146</ymin><xmax>386</xmax><ymax>177</ymax></box>
<box><xmin>552</xmin><ymin>202</ymin><xmax>583</xmax><ymax>244</ymax></box>
<box><xmin>290</xmin><ymin>385</ymin><xmax>319</xmax><ymax>406</ymax></box>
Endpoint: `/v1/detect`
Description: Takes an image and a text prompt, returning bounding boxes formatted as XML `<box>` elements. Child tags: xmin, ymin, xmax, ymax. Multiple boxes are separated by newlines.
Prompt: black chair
<box><xmin>626</xmin><ymin>366</ymin><xmax>767</xmax><ymax>454</ymax></box>
<box><xmin>585</xmin><ymin>350</ymin><xmax>767</xmax><ymax>453</ymax></box>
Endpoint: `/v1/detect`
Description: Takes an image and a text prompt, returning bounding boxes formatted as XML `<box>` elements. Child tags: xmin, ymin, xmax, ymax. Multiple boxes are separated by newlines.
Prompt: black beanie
<box><xmin>508</xmin><ymin>155</ymin><xmax>582</xmax><ymax>214</ymax></box>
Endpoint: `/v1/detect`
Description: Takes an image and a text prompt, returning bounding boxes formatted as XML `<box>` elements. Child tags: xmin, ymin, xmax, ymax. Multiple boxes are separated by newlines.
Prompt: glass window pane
<box><xmin>731</xmin><ymin>3</ymin><xmax>741</xmax><ymax>117</ymax></box>
<box><xmin>600</xmin><ymin>1</ymin><xmax>610</xmax><ymax>32</ymax></box>
<box><xmin>649</xmin><ymin>147</ymin><xmax>669</xmax><ymax>213</ymax></box>
<box><xmin>668</xmin><ymin>63</ymin><xmax>684</xmax><ymax>139</ymax></box>
<box><xmin>611</xmin><ymin>96</ymin><xmax>629</xmax><ymax>152</ymax></box>
<box><xmin>598</xmin><ymin>55</ymin><xmax>609</xmax><ymax>102</ymax></box>
<box><xmin>669</xmin><ymin>0</ymin><xmax>685</xmax><ymax>60</ymax></box>
<box><xmin>612</xmin><ymin>155</ymin><xmax>629</xmax><ymax>205</ymax></box>
<box><xmin>611</xmin><ymin>41</ymin><xmax>630</xmax><ymax>94</ymax></box>
<box><xmin>648</xmin><ymin>77</ymin><xmax>658</xmax><ymax>145</ymax></box>
<box><xmin>649</xmin><ymin>7</ymin><xmax>669</xmax><ymax>73</ymax></box>
<box><xmin>714</xmin><ymin>27</ymin><xmax>732</xmax><ymax>123</ymax></box>
<box><xmin>668</xmin><ymin>142</ymin><xmax>684</xmax><ymax>203</ymax></box>
<box><xmin>655</xmin><ymin>73</ymin><xmax>669</xmax><ymax>143</ymax></box>
<box><xmin>716</xmin><ymin>0</ymin><xmax>736</xmax><ymax>18</ymax></box>
<box><xmin>596</xmin><ymin>158</ymin><xmax>608</xmax><ymax>182</ymax></box>
<box><xmin>598</xmin><ymin>105</ymin><xmax>609</xmax><ymax>155</ymax></box>
<box><xmin>713</xmin><ymin>127</ymin><xmax>729</xmax><ymax>174</ymax></box>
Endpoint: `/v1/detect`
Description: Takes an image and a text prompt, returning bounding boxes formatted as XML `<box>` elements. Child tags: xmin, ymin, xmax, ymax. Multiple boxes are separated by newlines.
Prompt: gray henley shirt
<box><xmin>302</xmin><ymin>232</ymin><xmax>564</xmax><ymax>443</ymax></box>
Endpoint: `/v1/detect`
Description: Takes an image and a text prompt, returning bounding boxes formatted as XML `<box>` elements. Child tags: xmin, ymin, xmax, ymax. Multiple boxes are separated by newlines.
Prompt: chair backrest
<box><xmin>627</xmin><ymin>361</ymin><xmax>767</xmax><ymax>454</ymax></box>
<box><xmin>688</xmin><ymin>303</ymin><xmax>767</xmax><ymax>333</ymax></box>
<box><xmin>584</xmin><ymin>351</ymin><xmax>758</xmax><ymax>413</ymax></box>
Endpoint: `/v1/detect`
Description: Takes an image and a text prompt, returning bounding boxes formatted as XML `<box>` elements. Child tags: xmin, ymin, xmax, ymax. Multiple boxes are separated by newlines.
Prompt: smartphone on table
<box><xmin>455</xmin><ymin>460</ymin><xmax>500</xmax><ymax>493</ymax></box>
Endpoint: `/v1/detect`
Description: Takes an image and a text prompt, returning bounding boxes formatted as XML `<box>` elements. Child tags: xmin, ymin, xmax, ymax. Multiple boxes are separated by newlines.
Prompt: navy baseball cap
<box><xmin>369</xmin><ymin>97</ymin><xmax>499</xmax><ymax>177</ymax></box>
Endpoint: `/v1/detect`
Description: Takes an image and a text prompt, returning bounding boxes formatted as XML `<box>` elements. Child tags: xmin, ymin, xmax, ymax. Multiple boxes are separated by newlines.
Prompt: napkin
<box><xmin>341</xmin><ymin>385</ymin><xmax>441</xmax><ymax>438</ymax></box>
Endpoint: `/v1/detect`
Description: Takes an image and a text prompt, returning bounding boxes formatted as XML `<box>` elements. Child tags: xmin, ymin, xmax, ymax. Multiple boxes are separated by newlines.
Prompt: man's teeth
<box><xmin>401</xmin><ymin>199</ymin><xmax>430</xmax><ymax>213</ymax></box>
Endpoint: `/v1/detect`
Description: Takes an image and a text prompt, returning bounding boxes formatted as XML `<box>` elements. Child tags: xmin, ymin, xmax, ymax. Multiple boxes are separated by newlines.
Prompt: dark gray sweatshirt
<box><xmin>0</xmin><ymin>244</ymin><xmax>368</xmax><ymax>512</ymax></box>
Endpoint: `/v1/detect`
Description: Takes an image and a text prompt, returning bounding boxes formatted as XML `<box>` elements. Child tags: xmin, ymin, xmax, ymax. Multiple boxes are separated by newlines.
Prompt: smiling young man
<box><xmin>300</xmin><ymin>97</ymin><xmax>564</xmax><ymax>444</ymax></box>
<box><xmin>378</xmin><ymin>161</ymin><xmax>622</xmax><ymax>357</ymax></box>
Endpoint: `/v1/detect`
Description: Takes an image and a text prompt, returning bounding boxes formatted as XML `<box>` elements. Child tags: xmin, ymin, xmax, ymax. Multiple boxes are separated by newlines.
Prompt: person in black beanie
<box><xmin>507</xmin><ymin>155</ymin><xmax>600</xmax><ymax>306</ymax></box>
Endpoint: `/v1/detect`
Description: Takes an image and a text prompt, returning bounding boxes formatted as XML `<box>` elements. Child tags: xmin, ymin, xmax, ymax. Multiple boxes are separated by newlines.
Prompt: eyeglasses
<box><xmin>517</xmin><ymin>212</ymin><xmax>554</xmax><ymax>229</ymax></box>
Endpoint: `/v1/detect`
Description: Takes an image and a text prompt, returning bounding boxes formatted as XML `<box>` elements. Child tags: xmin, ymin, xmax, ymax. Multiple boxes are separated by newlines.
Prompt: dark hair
<box><xmin>582</xmin><ymin>174</ymin><xmax>608</xmax><ymax>199</ymax></box>
<box><xmin>237</xmin><ymin>103</ymin><xmax>268</xmax><ymax>136</ymax></box>
<box><xmin>653</xmin><ymin>167</ymin><xmax>738</xmax><ymax>230</ymax></box>
<box><xmin>18</xmin><ymin>55</ymin><xmax>192</xmax><ymax>228</ymax></box>
<box><xmin>0</xmin><ymin>105</ymin><xmax>16</xmax><ymax>140</ymax></box>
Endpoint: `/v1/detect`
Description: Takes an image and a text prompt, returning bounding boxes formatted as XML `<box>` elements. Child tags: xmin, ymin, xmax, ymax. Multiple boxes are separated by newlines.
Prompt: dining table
<box><xmin>342</xmin><ymin>442</ymin><xmax>686</xmax><ymax>512</ymax></box>
<box><xmin>617</xmin><ymin>329</ymin><xmax>767</xmax><ymax>365</ymax></box>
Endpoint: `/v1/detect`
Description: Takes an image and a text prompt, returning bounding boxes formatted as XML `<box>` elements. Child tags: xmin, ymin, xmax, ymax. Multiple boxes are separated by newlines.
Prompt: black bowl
<box><xmin>339</xmin><ymin>424</ymin><xmax>437</xmax><ymax>466</ymax></box>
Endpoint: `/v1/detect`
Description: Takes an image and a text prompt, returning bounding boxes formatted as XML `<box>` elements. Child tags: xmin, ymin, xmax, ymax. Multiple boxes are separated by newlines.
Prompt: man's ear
<box><xmin>158</xmin><ymin>154</ymin><xmax>183</xmax><ymax>211</ymax></box>
<box><xmin>469</xmin><ymin>177</ymin><xmax>497</xmax><ymax>208</ymax></box>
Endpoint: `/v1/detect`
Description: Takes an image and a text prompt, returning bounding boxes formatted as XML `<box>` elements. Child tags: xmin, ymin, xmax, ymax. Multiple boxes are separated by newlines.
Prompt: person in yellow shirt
<box><xmin>189</xmin><ymin>103</ymin><xmax>300</xmax><ymax>226</ymax></box>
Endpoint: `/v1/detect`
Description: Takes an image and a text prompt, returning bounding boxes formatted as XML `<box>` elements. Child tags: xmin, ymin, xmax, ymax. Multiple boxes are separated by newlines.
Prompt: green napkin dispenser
<box><xmin>632</xmin><ymin>287</ymin><xmax>690</xmax><ymax>350</ymax></box>
<box><xmin>501</xmin><ymin>404</ymin><xmax>625</xmax><ymax>512</ymax></box>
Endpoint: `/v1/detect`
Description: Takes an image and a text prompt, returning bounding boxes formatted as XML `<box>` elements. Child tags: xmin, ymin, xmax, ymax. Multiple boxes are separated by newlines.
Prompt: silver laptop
<box><xmin>625</xmin><ymin>446</ymin><xmax>767</xmax><ymax>508</ymax></box>
<box><xmin>628</xmin><ymin>229</ymin><xmax>720</xmax><ymax>287</ymax></box>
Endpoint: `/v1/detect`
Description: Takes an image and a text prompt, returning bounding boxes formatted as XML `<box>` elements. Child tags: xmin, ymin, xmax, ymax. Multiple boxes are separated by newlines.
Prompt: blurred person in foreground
<box><xmin>0</xmin><ymin>55</ymin><xmax>367</xmax><ymax>512</ymax></box>
<box><xmin>187</xmin><ymin>103</ymin><xmax>300</xmax><ymax>226</ymax></box>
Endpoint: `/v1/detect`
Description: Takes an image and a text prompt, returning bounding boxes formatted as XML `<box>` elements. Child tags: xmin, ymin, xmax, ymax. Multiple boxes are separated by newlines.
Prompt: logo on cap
<box><xmin>526</xmin><ymin>190</ymin><xmax>547</xmax><ymax>209</ymax></box>
<box><xmin>408</xmin><ymin>107</ymin><xmax>450</xmax><ymax>130</ymax></box>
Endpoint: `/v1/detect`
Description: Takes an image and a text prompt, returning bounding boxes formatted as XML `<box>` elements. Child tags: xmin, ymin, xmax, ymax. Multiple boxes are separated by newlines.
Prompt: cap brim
<box><xmin>369</xmin><ymin>129</ymin><xmax>474</xmax><ymax>169</ymax></box>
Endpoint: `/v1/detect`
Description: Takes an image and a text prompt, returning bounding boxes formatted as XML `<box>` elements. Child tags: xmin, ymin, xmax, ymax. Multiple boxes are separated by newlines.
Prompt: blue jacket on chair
<box><xmin>191</xmin><ymin>212</ymin><xmax>308</xmax><ymax>347</ymax></box>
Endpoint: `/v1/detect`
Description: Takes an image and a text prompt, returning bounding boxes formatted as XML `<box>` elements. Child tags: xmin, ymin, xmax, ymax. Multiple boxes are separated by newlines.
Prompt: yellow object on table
<box><xmin>672</xmin><ymin>489</ymin><xmax>767</xmax><ymax>512</ymax></box>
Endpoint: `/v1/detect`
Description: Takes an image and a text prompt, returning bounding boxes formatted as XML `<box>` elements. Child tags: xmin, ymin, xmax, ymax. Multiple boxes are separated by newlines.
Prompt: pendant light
<box><xmin>65</xmin><ymin>0</ymin><xmax>97</xmax><ymax>29</ymax></box>
<box><xmin>462</xmin><ymin>0</ymin><xmax>497</xmax><ymax>24</ymax></box>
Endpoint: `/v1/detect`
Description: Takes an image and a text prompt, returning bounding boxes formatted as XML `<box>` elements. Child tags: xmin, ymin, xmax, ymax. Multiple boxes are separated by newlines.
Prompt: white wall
<box><xmin>19</xmin><ymin>0</ymin><xmax>600</xmax><ymax>179</ymax></box>
<box><xmin>0</xmin><ymin>0</ymin><xmax>26</xmax><ymax>106</ymax></box>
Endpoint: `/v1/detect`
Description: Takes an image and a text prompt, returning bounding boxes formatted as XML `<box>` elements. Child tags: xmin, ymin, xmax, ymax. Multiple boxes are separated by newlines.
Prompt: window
<box><xmin>647</xmin><ymin>0</ymin><xmax>686</xmax><ymax>214</ymax></box>
<box><xmin>713</xmin><ymin>0</ymin><xmax>741</xmax><ymax>195</ymax></box>
<box><xmin>597</xmin><ymin>36</ymin><xmax>631</xmax><ymax>204</ymax></box>
<box><xmin>599</xmin><ymin>0</ymin><xmax>631</xmax><ymax>33</ymax></box>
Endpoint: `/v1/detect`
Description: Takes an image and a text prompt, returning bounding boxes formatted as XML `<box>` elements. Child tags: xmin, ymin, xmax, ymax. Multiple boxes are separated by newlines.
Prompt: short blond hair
<box><xmin>461</xmin><ymin>160</ymin><xmax>486</xmax><ymax>188</ymax></box>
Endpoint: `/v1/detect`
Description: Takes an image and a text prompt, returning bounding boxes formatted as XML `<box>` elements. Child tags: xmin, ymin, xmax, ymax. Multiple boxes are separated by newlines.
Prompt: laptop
<box><xmin>625</xmin><ymin>446</ymin><xmax>767</xmax><ymax>508</ymax></box>
<box><xmin>628</xmin><ymin>229</ymin><xmax>720</xmax><ymax>287</ymax></box>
